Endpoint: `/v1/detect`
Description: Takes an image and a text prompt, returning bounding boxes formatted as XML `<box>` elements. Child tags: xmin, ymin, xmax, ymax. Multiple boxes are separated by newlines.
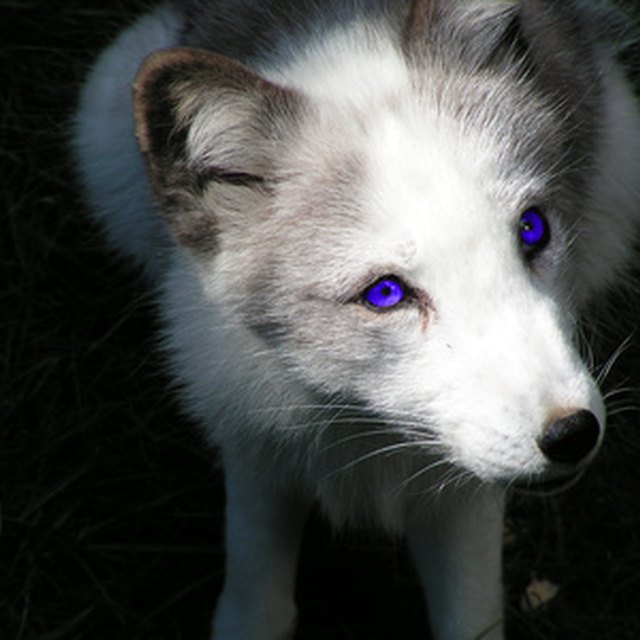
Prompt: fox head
<box><xmin>132</xmin><ymin>0</ymin><xmax>640</xmax><ymax>491</ymax></box>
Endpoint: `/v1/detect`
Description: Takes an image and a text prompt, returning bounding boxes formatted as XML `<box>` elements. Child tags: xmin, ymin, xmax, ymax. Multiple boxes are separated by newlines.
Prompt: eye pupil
<box><xmin>519</xmin><ymin>208</ymin><xmax>549</xmax><ymax>254</ymax></box>
<box><xmin>364</xmin><ymin>277</ymin><xmax>405</xmax><ymax>309</ymax></box>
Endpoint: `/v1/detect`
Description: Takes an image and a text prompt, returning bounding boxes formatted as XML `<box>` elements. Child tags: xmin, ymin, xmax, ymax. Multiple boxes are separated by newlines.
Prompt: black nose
<box><xmin>538</xmin><ymin>410</ymin><xmax>601</xmax><ymax>465</ymax></box>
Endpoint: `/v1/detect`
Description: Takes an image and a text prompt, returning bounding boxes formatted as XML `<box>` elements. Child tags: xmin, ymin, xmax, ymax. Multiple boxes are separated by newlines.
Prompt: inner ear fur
<box><xmin>133</xmin><ymin>47</ymin><xmax>302</xmax><ymax>248</ymax></box>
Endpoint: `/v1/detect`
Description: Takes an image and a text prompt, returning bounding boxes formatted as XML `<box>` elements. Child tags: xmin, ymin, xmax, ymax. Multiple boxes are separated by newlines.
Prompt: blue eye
<box><xmin>364</xmin><ymin>276</ymin><xmax>406</xmax><ymax>310</ymax></box>
<box><xmin>519</xmin><ymin>208</ymin><xmax>550</xmax><ymax>255</ymax></box>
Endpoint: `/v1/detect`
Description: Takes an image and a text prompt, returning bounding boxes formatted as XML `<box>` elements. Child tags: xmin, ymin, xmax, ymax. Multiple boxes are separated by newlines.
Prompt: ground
<box><xmin>2</xmin><ymin>2</ymin><xmax>640</xmax><ymax>638</ymax></box>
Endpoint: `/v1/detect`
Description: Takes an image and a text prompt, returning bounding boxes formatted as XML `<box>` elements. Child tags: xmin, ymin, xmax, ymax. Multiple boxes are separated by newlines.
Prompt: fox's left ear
<box><xmin>133</xmin><ymin>48</ymin><xmax>302</xmax><ymax>251</ymax></box>
<box><xmin>517</xmin><ymin>0</ymin><xmax>603</xmax><ymax>92</ymax></box>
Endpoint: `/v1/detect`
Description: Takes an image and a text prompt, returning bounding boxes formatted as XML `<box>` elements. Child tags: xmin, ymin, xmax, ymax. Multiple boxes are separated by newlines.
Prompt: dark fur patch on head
<box><xmin>402</xmin><ymin>0</ymin><xmax>440</xmax><ymax>62</ymax></box>
<box><xmin>487</xmin><ymin>10</ymin><xmax>536</xmax><ymax>75</ymax></box>
<box><xmin>179</xmin><ymin>0</ymin><xmax>413</xmax><ymax>66</ymax></box>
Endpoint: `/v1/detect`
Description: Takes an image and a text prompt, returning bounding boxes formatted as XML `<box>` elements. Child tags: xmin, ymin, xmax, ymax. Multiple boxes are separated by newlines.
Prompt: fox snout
<box><xmin>538</xmin><ymin>409</ymin><xmax>601</xmax><ymax>467</ymax></box>
<box><xmin>510</xmin><ymin>409</ymin><xmax>603</xmax><ymax>494</ymax></box>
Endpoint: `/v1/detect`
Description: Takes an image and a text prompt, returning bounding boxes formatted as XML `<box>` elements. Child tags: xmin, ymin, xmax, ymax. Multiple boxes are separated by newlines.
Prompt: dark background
<box><xmin>2</xmin><ymin>1</ymin><xmax>640</xmax><ymax>638</ymax></box>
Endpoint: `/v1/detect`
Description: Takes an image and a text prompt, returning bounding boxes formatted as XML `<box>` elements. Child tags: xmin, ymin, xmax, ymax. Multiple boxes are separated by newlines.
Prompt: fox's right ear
<box><xmin>133</xmin><ymin>48</ymin><xmax>302</xmax><ymax>251</ymax></box>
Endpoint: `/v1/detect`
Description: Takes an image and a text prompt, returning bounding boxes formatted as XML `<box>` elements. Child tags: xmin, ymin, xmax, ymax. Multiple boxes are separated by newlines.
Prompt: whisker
<box><xmin>434</xmin><ymin>466</ymin><xmax>470</xmax><ymax>497</ymax></box>
<box><xmin>392</xmin><ymin>457</ymin><xmax>451</xmax><ymax>496</ymax></box>
<box><xmin>322</xmin><ymin>429</ymin><xmax>440</xmax><ymax>452</ymax></box>
<box><xmin>596</xmin><ymin>332</ymin><xmax>634</xmax><ymax>387</ymax></box>
<box><xmin>249</xmin><ymin>402</ymin><xmax>365</xmax><ymax>416</ymax></box>
<box><xmin>603</xmin><ymin>386</ymin><xmax>637</xmax><ymax>402</ymax></box>
<box><xmin>250</xmin><ymin>402</ymin><xmax>433</xmax><ymax>423</ymax></box>
<box><xmin>606</xmin><ymin>405</ymin><xmax>640</xmax><ymax>419</ymax></box>
<box><xmin>322</xmin><ymin>440</ymin><xmax>426</xmax><ymax>481</ymax></box>
<box><xmin>573</xmin><ymin>320</ymin><xmax>596</xmax><ymax>372</ymax></box>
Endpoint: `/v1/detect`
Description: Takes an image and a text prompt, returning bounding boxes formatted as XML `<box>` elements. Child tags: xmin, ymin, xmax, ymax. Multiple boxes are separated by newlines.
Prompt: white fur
<box><xmin>73</xmin><ymin>2</ymin><xmax>640</xmax><ymax>639</ymax></box>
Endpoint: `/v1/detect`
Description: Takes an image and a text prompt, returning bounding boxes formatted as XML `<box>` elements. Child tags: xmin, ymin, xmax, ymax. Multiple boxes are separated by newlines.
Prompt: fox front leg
<box><xmin>406</xmin><ymin>485</ymin><xmax>506</xmax><ymax>640</ymax></box>
<box><xmin>212</xmin><ymin>458</ymin><xmax>309</xmax><ymax>640</ymax></box>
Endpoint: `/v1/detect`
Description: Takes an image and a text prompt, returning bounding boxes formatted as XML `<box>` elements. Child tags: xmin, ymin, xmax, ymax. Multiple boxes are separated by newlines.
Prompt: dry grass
<box><xmin>2</xmin><ymin>2</ymin><xmax>640</xmax><ymax>638</ymax></box>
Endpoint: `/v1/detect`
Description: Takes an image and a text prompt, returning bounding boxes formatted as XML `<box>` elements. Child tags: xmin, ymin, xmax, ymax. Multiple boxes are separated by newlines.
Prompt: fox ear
<box><xmin>507</xmin><ymin>0</ymin><xmax>605</xmax><ymax>158</ymax></box>
<box><xmin>515</xmin><ymin>0</ymin><xmax>613</xmax><ymax>136</ymax></box>
<box><xmin>517</xmin><ymin>0</ymin><xmax>602</xmax><ymax>89</ymax></box>
<box><xmin>133</xmin><ymin>48</ymin><xmax>301</xmax><ymax>251</ymax></box>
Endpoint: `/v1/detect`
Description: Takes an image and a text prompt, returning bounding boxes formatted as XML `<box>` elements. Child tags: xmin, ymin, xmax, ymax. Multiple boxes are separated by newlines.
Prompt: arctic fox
<box><xmin>73</xmin><ymin>1</ymin><xmax>640</xmax><ymax>638</ymax></box>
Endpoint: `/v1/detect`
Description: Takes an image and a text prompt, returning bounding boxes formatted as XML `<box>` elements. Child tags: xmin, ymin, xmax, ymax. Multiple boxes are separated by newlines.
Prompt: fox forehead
<box><xmin>263</xmin><ymin>87</ymin><xmax>545</xmax><ymax>286</ymax></box>
<box><xmin>260</xmin><ymin>30</ymin><xmax>560</xmax><ymax>254</ymax></box>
